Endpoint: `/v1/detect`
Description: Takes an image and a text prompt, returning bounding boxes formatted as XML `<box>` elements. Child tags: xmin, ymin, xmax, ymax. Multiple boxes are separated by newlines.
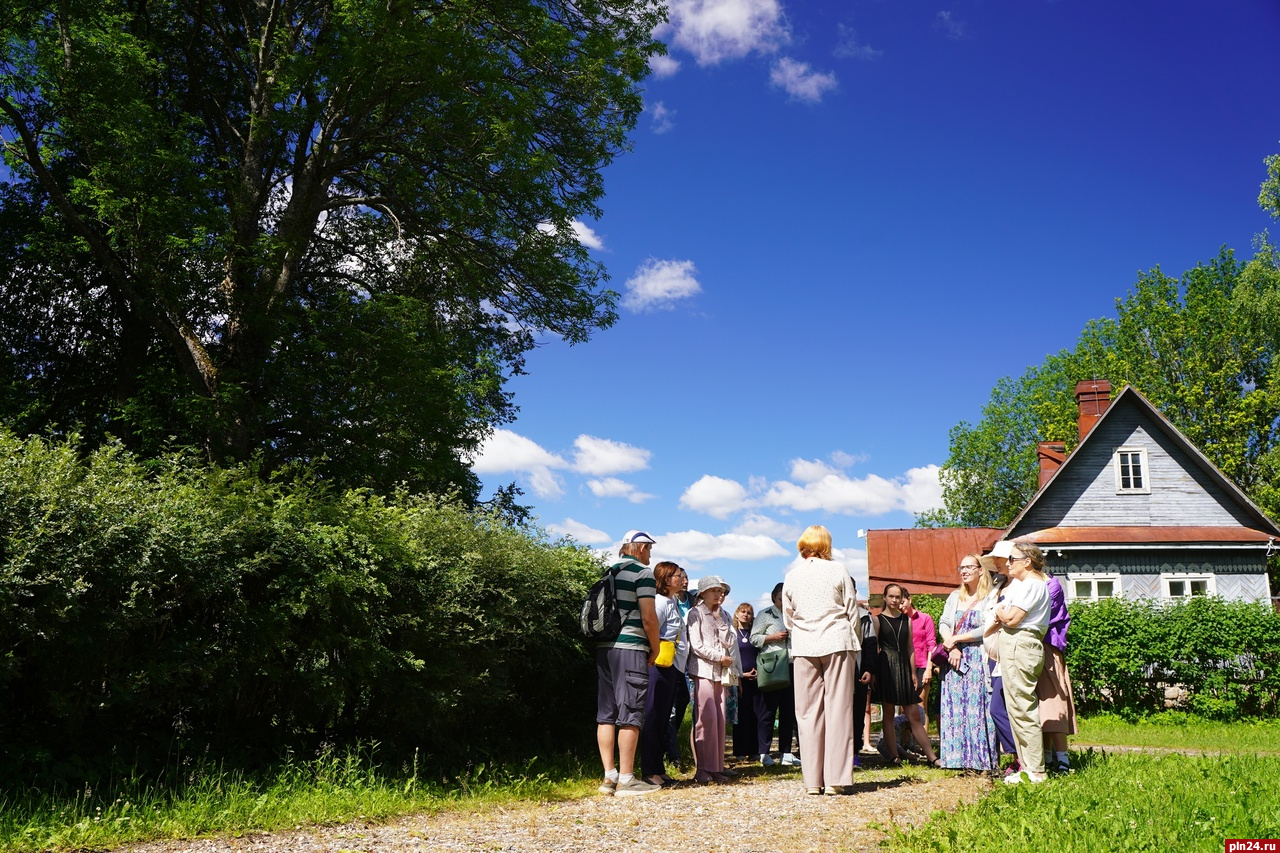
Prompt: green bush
<box><xmin>0</xmin><ymin>431</ymin><xmax>603</xmax><ymax>783</ymax></box>
<box><xmin>1066</xmin><ymin>596</ymin><xmax>1280</xmax><ymax>720</ymax></box>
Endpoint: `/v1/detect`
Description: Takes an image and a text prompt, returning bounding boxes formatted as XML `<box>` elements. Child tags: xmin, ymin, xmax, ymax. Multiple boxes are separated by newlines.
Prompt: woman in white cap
<box><xmin>686</xmin><ymin>575</ymin><xmax>737</xmax><ymax>783</ymax></box>
<box><xmin>783</xmin><ymin>525</ymin><xmax>861</xmax><ymax>795</ymax></box>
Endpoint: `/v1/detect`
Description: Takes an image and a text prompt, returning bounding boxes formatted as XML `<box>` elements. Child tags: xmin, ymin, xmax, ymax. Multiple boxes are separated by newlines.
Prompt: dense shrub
<box><xmin>0</xmin><ymin>432</ymin><xmax>603</xmax><ymax>782</ymax></box>
<box><xmin>1067</xmin><ymin>596</ymin><xmax>1280</xmax><ymax>719</ymax></box>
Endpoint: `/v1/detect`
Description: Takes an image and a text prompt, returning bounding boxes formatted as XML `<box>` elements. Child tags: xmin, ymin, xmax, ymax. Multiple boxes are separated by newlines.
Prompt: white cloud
<box><xmin>834</xmin><ymin>24</ymin><xmax>882</xmax><ymax>61</ymax></box>
<box><xmin>547</xmin><ymin>518</ymin><xmax>611</xmax><ymax>545</ymax></box>
<box><xmin>898</xmin><ymin>464</ymin><xmax>945</xmax><ymax>514</ymax></box>
<box><xmin>935</xmin><ymin>11</ymin><xmax>966</xmax><ymax>40</ymax></box>
<box><xmin>830</xmin><ymin>450</ymin><xmax>868</xmax><ymax>468</ymax></box>
<box><xmin>660</xmin><ymin>0</ymin><xmax>789</xmax><ymax>66</ymax></box>
<box><xmin>789</xmin><ymin>457</ymin><xmax>842</xmax><ymax>483</ymax></box>
<box><xmin>679</xmin><ymin>475</ymin><xmax>750</xmax><ymax>518</ymax></box>
<box><xmin>731</xmin><ymin>512</ymin><xmax>802</xmax><ymax>540</ymax></box>
<box><xmin>650</xmin><ymin>54</ymin><xmax>682</xmax><ymax>78</ymax></box>
<box><xmin>469</xmin><ymin>429</ymin><xmax>568</xmax><ymax>498</ymax></box>
<box><xmin>770</xmin><ymin>57</ymin><xmax>838</xmax><ymax>103</ymax></box>
<box><xmin>570</xmin><ymin>219</ymin><xmax>605</xmax><ymax>250</ymax></box>
<box><xmin>572</xmin><ymin>435</ymin><xmax>651</xmax><ymax>476</ymax></box>
<box><xmin>660</xmin><ymin>530</ymin><xmax>789</xmax><ymax>563</ymax></box>
<box><xmin>536</xmin><ymin>218</ymin><xmax>605</xmax><ymax>251</ymax></box>
<box><xmin>622</xmin><ymin>258</ymin><xmax>702</xmax><ymax>312</ymax></box>
<box><xmin>650</xmin><ymin>101</ymin><xmax>677</xmax><ymax>134</ymax></box>
<box><xmin>586</xmin><ymin>477</ymin><xmax>656</xmax><ymax>503</ymax></box>
<box><xmin>762</xmin><ymin>465</ymin><xmax>942</xmax><ymax>516</ymax></box>
<box><xmin>680</xmin><ymin>460</ymin><xmax>941</xmax><ymax>519</ymax></box>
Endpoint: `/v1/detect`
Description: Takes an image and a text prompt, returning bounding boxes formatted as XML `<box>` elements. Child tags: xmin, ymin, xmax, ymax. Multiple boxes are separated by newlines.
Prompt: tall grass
<box><xmin>1075</xmin><ymin>712</ymin><xmax>1280</xmax><ymax>753</ymax></box>
<box><xmin>886</xmin><ymin>751</ymin><xmax>1280</xmax><ymax>852</ymax></box>
<box><xmin>0</xmin><ymin>747</ymin><xmax>594</xmax><ymax>853</ymax></box>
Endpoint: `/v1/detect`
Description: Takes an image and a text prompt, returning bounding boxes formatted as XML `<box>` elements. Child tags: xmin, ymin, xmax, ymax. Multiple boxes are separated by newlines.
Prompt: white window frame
<box><xmin>1066</xmin><ymin>573</ymin><xmax>1122</xmax><ymax>602</ymax></box>
<box><xmin>1114</xmin><ymin>446</ymin><xmax>1151</xmax><ymax>494</ymax></box>
<box><xmin>1160</xmin><ymin>572</ymin><xmax>1215</xmax><ymax>600</ymax></box>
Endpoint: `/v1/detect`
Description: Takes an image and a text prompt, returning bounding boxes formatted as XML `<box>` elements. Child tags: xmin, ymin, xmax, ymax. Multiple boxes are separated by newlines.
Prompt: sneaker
<box><xmin>853</xmin><ymin>755</ymin><xmax>861</xmax><ymax>769</ymax></box>
<box><xmin>760</xmin><ymin>753</ymin><xmax>777</xmax><ymax>766</ymax></box>
<box><xmin>781</xmin><ymin>753</ymin><xmax>802</xmax><ymax>766</ymax></box>
<box><xmin>1003</xmin><ymin>771</ymin><xmax>1046</xmax><ymax>785</ymax></box>
<box><xmin>614</xmin><ymin>777</ymin><xmax>661</xmax><ymax>796</ymax></box>
<box><xmin>598</xmin><ymin>779</ymin><xmax>616</xmax><ymax>795</ymax></box>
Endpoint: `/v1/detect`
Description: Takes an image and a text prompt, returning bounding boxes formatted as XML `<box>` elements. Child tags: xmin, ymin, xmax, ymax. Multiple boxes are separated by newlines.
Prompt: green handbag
<box><xmin>757</xmin><ymin>647</ymin><xmax>791</xmax><ymax>692</ymax></box>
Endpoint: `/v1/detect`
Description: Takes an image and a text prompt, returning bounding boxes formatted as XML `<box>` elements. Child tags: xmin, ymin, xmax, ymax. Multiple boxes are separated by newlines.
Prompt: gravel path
<box><xmin>123</xmin><ymin>764</ymin><xmax>992</xmax><ymax>853</ymax></box>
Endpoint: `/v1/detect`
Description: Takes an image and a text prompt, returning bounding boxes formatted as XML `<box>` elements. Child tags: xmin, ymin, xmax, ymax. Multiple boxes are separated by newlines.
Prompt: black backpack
<box><xmin>580</xmin><ymin>566</ymin><xmax>623</xmax><ymax>641</ymax></box>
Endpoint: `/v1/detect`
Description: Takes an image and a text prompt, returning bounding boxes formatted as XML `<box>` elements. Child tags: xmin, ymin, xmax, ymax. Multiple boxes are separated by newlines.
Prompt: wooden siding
<box><xmin>1013</xmin><ymin>405</ymin><xmax>1259</xmax><ymax>532</ymax></box>
<box><xmin>1217</xmin><ymin>574</ymin><xmax>1273</xmax><ymax>601</ymax></box>
<box><xmin>1050</xmin><ymin>571</ymin><xmax>1270</xmax><ymax>602</ymax></box>
<box><xmin>1049</xmin><ymin>550</ymin><xmax>1267</xmax><ymax>575</ymax></box>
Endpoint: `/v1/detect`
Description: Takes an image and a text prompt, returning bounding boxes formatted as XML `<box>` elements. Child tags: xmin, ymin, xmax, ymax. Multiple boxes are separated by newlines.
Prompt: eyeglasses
<box><xmin>958</xmin><ymin>564</ymin><xmax>980</xmax><ymax>571</ymax></box>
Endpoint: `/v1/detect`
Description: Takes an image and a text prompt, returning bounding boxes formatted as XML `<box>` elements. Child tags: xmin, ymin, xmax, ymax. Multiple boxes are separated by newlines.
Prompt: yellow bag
<box><xmin>655</xmin><ymin>640</ymin><xmax>676</xmax><ymax>667</ymax></box>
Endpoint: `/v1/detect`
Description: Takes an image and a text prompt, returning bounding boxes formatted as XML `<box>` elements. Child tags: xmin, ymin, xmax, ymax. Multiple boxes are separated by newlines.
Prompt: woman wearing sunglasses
<box><xmin>988</xmin><ymin>543</ymin><xmax>1051</xmax><ymax>783</ymax></box>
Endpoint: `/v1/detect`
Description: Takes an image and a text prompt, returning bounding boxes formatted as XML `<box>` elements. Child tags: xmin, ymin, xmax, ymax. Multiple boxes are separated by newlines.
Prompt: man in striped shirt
<box><xmin>596</xmin><ymin>530</ymin><xmax>661</xmax><ymax>796</ymax></box>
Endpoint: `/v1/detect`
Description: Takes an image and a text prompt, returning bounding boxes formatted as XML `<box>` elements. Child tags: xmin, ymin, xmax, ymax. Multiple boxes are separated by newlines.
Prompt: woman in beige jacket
<box><xmin>782</xmin><ymin>525</ymin><xmax>861</xmax><ymax>795</ymax></box>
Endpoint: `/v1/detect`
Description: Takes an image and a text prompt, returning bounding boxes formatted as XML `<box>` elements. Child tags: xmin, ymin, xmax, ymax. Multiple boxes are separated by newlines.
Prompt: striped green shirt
<box><xmin>600</xmin><ymin>557</ymin><xmax>656</xmax><ymax>650</ymax></box>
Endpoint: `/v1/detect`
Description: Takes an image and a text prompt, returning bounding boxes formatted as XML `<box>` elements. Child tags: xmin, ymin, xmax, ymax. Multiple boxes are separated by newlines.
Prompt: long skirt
<box><xmin>1036</xmin><ymin>644</ymin><xmax>1078</xmax><ymax>734</ymax></box>
<box><xmin>938</xmin><ymin>634</ymin><xmax>998</xmax><ymax>770</ymax></box>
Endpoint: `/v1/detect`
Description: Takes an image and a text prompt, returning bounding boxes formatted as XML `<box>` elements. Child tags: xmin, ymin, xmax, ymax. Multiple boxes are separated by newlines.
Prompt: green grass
<box><xmin>886</xmin><ymin>750</ymin><xmax>1280</xmax><ymax>853</ymax></box>
<box><xmin>0</xmin><ymin>748</ymin><xmax>595</xmax><ymax>853</ymax></box>
<box><xmin>1073</xmin><ymin>712</ymin><xmax>1280</xmax><ymax>753</ymax></box>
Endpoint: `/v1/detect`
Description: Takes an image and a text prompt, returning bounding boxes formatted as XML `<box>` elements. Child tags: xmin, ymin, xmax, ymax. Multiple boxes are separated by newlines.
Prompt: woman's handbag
<box><xmin>655</xmin><ymin>640</ymin><xmax>676</xmax><ymax>668</ymax></box>
<box><xmin>757</xmin><ymin>648</ymin><xmax>790</xmax><ymax>692</ymax></box>
<box><xmin>930</xmin><ymin>644</ymin><xmax>953</xmax><ymax>675</ymax></box>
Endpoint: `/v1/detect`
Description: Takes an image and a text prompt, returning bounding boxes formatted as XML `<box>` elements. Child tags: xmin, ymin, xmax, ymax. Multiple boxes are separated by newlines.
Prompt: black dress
<box><xmin>872</xmin><ymin>613</ymin><xmax>919</xmax><ymax>706</ymax></box>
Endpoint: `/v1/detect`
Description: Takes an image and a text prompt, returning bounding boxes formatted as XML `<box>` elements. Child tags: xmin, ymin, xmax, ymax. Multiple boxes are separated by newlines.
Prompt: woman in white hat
<box><xmin>686</xmin><ymin>575</ymin><xmax>738</xmax><ymax>783</ymax></box>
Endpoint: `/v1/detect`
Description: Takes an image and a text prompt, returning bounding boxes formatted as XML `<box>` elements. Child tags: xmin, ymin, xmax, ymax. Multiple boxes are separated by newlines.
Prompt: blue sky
<box><xmin>471</xmin><ymin>0</ymin><xmax>1280</xmax><ymax>609</ymax></box>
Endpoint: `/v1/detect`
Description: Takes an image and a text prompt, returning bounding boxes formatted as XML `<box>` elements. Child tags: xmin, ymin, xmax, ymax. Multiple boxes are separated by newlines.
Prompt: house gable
<box><xmin>1012</xmin><ymin>401</ymin><xmax>1261</xmax><ymax>532</ymax></box>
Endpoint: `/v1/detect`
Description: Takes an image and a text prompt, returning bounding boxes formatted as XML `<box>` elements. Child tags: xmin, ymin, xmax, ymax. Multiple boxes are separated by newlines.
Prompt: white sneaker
<box><xmin>1003</xmin><ymin>771</ymin><xmax>1046</xmax><ymax>785</ymax></box>
<box><xmin>614</xmin><ymin>777</ymin><xmax>661</xmax><ymax>796</ymax></box>
<box><xmin>781</xmin><ymin>753</ymin><xmax>801</xmax><ymax>766</ymax></box>
<box><xmin>760</xmin><ymin>753</ymin><xmax>776</xmax><ymax>766</ymax></box>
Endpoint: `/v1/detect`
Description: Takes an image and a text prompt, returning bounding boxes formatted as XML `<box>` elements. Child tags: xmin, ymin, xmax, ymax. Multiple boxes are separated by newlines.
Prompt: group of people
<box><xmin>593</xmin><ymin>527</ymin><xmax>1075</xmax><ymax>796</ymax></box>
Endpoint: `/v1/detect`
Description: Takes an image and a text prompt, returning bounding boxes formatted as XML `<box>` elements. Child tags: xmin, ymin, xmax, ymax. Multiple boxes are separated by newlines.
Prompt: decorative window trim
<box><xmin>1066</xmin><ymin>573</ymin><xmax>1122</xmax><ymax>601</ymax></box>
<box><xmin>1160</xmin><ymin>572</ymin><xmax>1215</xmax><ymax>600</ymax></box>
<box><xmin>1114</xmin><ymin>446</ymin><xmax>1151</xmax><ymax>494</ymax></box>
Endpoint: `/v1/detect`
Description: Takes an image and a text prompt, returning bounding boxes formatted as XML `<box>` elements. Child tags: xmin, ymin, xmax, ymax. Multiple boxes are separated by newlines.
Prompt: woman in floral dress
<box><xmin>938</xmin><ymin>554</ymin><xmax>998</xmax><ymax>770</ymax></box>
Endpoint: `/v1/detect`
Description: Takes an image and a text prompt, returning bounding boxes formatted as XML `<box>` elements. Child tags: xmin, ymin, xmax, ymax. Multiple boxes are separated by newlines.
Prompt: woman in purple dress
<box><xmin>937</xmin><ymin>554</ymin><xmax>998</xmax><ymax>770</ymax></box>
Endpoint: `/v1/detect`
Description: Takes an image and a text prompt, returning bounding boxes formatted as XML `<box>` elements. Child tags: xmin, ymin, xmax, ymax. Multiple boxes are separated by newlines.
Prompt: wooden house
<box><xmin>868</xmin><ymin>380</ymin><xmax>1279</xmax><ymax>604</ymax></box>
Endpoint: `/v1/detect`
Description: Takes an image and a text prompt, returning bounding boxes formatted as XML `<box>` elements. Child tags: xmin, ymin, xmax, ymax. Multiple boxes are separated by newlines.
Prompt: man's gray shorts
<box><xmin>596</xmin><ymin>646</ymin><xmax>648</xmax><ymax>728</ymax></box>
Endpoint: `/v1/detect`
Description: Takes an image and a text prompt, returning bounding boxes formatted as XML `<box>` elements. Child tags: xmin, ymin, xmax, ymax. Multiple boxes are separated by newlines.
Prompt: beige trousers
<box><xmin>793</xmin><ymin>650</ymin><xmax>856</xmax><ymax>789</ymax></box>
<box><xmin>1000</xmin><ymin>630</ymin><xmax>1046</xmax><ymax>775</ymax></box>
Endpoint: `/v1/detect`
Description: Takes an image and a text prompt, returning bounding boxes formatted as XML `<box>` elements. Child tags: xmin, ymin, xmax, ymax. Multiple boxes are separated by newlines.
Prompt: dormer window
<box><xmin>1114</xmin><ymin>447</ymin><xmax>1150</xmax><ymax>494</ymax></box>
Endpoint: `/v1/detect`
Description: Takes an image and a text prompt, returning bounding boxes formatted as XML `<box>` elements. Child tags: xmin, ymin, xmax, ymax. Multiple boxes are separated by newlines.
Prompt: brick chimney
<box><xmin>1037</xmin><ymin>441</ymin><xmax>1067</xmax><ymax>488</ymax></box>
<box><xmin>1075</xmin><ymin>379</ymin><xmax>1112</xmax><ymax>441</ymax></box>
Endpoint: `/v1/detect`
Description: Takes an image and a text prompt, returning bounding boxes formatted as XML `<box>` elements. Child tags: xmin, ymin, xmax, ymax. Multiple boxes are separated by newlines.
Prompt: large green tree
<box><xmin>0</xmin><ymin>0</ymin><xmax>662</xmax><ymax>495</ymax></box>
<box><xmin>920</xmin><ymin>244</ymin><xmax>1280</xmax><ymax>529</ymax></box>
